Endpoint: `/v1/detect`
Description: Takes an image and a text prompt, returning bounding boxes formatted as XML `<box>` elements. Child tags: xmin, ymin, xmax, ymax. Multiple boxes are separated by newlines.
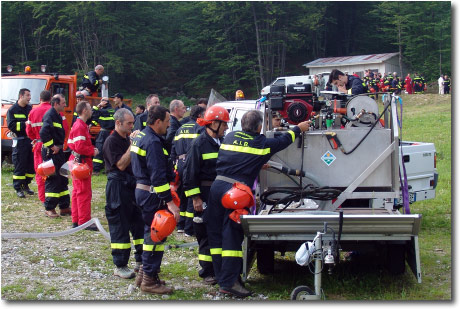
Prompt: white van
<box><xmin>260</xmin><ymin>75</ymin><xmax>315</xmax><ymax>96</ymax></box>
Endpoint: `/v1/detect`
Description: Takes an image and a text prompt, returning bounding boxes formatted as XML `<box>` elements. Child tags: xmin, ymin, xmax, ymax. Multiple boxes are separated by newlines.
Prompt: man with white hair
<box><xmin>81</xmin><ymin>65</ymin><xmax>104</xmax><ymax>96</ymax></box>
<box><xmin>134</xmin><ymin>94</ymin><xmax>160</xmax><ymax>131</ymax></box>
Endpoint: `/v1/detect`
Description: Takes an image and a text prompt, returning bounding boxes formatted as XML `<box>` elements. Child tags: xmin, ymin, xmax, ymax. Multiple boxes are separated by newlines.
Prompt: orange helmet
<box><xmin>37</xmin><ymin>159</ymin><xmax>55</xmax><ymax>177</ymax></box>
<box><xmin>221</xmin><ymin>182</ymin><xmax>254</xmax><ymax>210</ymax></box>
<box><xmin>197</xmin><ymin>105</ymin><xmax>230</xmax><ymax>126</ymax></box>
<box><xmin>71</xmin><ymin>162</ymin><xmax>91</xmax><ymax>180</ymax></box>
<box><xmin>235</xmin><ymin>90</ymin><xmax>245</xmax><ymax>100</ymax></box>
<box><xmin>150</xmin><ymin>210</ymin><xmax>177</xmax><ymax>243</ymax></box>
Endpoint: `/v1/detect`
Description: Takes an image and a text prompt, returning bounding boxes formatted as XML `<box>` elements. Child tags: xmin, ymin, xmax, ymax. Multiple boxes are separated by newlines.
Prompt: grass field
<box><xmin>1</xmin><ymin>93</ymin><xmax>451</xmax><ymax>300</ymax></box>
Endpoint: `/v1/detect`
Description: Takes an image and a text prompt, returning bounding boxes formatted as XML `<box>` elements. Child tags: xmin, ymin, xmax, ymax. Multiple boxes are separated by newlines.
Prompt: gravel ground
<box><xmin>1</xmin><ymin>168</ymin><xmax>270</xmax><ymax>301</ymax></box>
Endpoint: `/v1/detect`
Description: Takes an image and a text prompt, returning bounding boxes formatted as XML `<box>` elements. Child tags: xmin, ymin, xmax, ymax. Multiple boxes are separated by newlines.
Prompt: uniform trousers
<box><xmin>12</xmin><ymin>138</ymin><xmax>34</xmax><ymax>192</ymax></box>
<box><xmin>93</xmin><ymin>129</ymin><xmax>111</xmax><ymax>172</ymax></box>
<box><xmin>33</xmin><ymin>142</ymin><xmax>46</xmax><ymax>202</ymax></box>
<box><xmin>205</xmin><ymin>180</ymin><xmax>244</xmax><ymax>289</ymax></box>
<box><xmin>177</xmin><ymin>158</ymin><xmax>194</xmax><ymax>235</ymax></box>
<box><xmin>41</xmin><ymin>148</ymin><xmax>70</xmax><ymax>210</ymax></box>
<box><xmin>71</xmin><ymin>176</ymin><xmax>92</xmax><ymax>225</ymax></box>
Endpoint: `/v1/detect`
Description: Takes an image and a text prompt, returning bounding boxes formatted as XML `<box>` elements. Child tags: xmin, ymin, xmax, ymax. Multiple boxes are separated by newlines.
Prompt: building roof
<box><xmin>303</xmin><ymin>52</ymin><xmax>399</xmax><ymax>68</ymax></box>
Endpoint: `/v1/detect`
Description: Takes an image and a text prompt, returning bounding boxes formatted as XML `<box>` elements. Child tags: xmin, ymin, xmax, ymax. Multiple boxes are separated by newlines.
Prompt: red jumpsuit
<box><xmin>26</xmin><ymin>102</ymin><xmax>52</xmax><ymax>203</ymax></box>
<box><xmin>405</xmin><ymin>76</ymin><xmax>413</xmax><ymax>94</ymax></box>
<box><xmin>68</xmin><ymin>118</ymin><xmax>95</xmax><ymax>225</ymax></box>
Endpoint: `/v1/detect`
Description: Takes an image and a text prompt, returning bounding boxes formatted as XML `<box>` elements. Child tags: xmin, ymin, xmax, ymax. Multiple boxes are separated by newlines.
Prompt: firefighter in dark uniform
<box><xmin>182</xmin><ymin>105</ymin><xmax>230</xmax><ymax>285</ymax></box>
<box><xmin>443</xmin><ymin>75</ymin><xmax>451</xmax><ymax>94</ymax></box>
<box><xmin>102</xmin><ymin>108</ymin><xmax>144</xmax><ymax>279</ymax></box>
<box><xmin>134</xmin><ymin>94</ymin><xmax>160</xmax><ymax>131</ymax></box>
<box><xmin>71</xmin><ymin>91</ymin><xmax>86</xmax><ymax>127</ymax></box>
<box><xmin>91</xmin><ymin>97</ymin><xmax>115</xmax><ymax>174</ymax></box>
<box><xmin>39</xmin><ymin>94</ymin><xmax>71</xmax><ymax>218</ymax></box>
<box><xmin>81</xmin><ymin>64</ymin><xmax>104</xmax><ymax>97</ymax></box>
<box><xmin>165</xmin><ymin>99</ymin><xmax>186</xmax><ymax>156</ymax></box>
<box><xmin>171</xmin><ymin>105</ymin><xmax>206</xmax><ymax>236</ymax></box>
<box><xmin>131</xmin><ymin>105</ymin><xmax>180</xmax><ymax>295</ymax></box>
<box><xmin>206</xmin><ymin>110</ymin><xmax>311</xmax><ymax>297</ymax></box>
<box><xmin>413</xmin><ymin>73</ymin><xmax>423</xmax><ymax>94</ymax></box>
<box><xmin>6</xmin><ymin>88</ymin><xmax>34</xmax><ymax>198</ymax></box>
<box><xmin>328</xmin><ymin>69</ymin><xmax>368</xmax><ymax>95</ymax></box>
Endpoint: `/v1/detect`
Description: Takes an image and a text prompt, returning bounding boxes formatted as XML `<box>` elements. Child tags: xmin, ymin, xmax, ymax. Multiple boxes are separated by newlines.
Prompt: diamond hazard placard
<box><xmin>321</xmin><ymin>151</ymin><xmax>336</xmax><ymax>166</ymax></box>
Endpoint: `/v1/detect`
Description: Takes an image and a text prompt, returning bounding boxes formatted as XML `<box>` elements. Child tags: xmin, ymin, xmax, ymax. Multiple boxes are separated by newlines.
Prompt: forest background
<box><xmin>1</xmin><ymin>1</ymin><xmax>451</xmax><ymax>101</ymax></box>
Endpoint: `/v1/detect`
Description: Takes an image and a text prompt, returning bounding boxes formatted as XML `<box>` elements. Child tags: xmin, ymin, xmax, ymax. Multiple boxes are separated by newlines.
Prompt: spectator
<box><xmin>438</xmin><ymin>75</ymin><xmax>445</xmax><ymax>95</ymax></box>
<box><xmin>68</xmin><ymin>101</ymin><xmax>99</xmax><ymax>230</ymax></box>
<box><xmin>165</xmin><ymin>99</ymin><xmax>186</xmax><ymax>155</ymax></box>
<box><xmin>103</xmin><ymin>108</ymin><xmax>144</xmax><ymax>279</ymax></box>
<box><xmin>6</xmin><ymin>88</ymin><xmax>34</xmax><ymax>198</ymax></box>
<box><xmin>135</xmin><ymin>105</ymin><xmax>145</xmax><ymax>117</ymax></box>
<box><xmin>112</xmin><ymin>93</ymin><xmax>133</xmax><ymax>114</ymax></box>
<box><xmin>180</xmin><ymin>98</ymin><xmax>208</xmax><ymax>125</ymax></box>
<box><xmin>81</xmin><ymin>65</ymin><xmax>104</xmax><ymax>97</ymax></box>
<box><xmin>405</xmin><ymin>74</ymin><xmax>413</xmax><ymax>94</ymax></box>
<box><xmin>328</xmin><ymin>69</ymin><xmax>367</xmax><ymax>95</ymax></box>
<box><xmin>72</xmin><ymin>91</ymin><xmax>87</xmax><ymax>127</ymax></box>
<box><xmin>272</xmin><ymin>111</ymin><xmax>282</xmax><ymax>128</ymax></box>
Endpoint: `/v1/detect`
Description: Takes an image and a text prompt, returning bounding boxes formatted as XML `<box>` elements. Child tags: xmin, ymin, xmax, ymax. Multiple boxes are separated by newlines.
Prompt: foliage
<box><xmin>1</xmin><ymin>1</ymin><xmax>451</xmax><ymax>98</ymax></box>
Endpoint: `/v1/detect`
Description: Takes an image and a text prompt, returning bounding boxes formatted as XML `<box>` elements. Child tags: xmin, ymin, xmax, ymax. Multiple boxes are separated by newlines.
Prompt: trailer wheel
<box><xmin>290</xmin><ymin>285</ymin><xmax>314</xmax><ymax>300</ymax></box>
<box><xmin>256</xmin><ymin>246</ymin><xmax>274</xmax><ymax>274</ymax></box>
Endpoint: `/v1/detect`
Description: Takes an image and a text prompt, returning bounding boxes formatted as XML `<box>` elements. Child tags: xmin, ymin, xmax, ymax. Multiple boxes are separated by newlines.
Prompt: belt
<box><xmin>201</xmin><ymin>180</ymin><xmax>213</xmax><ymax>187</ymax></box>
<box><xmin>71</xmin><ymin>150</ymin><xmax>86</xmax><ymax>159</ymax></box>
<box><xmin>215</xmin><ymin>175</ymin><xmax>248</xmax><ymax>186</ymax></box>
<box><xmin>100</xmin><ymin>128</ymin><xmax>112</xmax><ymax>131</ymax></box>
<box><xmin>12</xmin><ymin>136</ymin><xmax>26</xmax><ymax>140</ymax></box>
<box><xmin>136</xmin><ymin>183</ymin><xmax>159</xmax><ymax>194</ymax></box>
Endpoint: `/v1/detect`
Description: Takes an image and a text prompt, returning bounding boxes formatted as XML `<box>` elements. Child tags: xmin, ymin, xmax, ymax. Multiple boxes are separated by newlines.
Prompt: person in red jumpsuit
<box><xmin>26</xmin><ymin>90</ymin><xmax>69</xmax><ymax>205</ymax></box>
<box><xmin>405</xmin><ymin>73</ymin><xmax>413</xmax><ymax>94</ymax></box>
<box><xmin>26</xmin><ymin>90</ymin><xmax>52</xmax><ymax>204</ymax></box>
<box><xmin>68</xmin><ymin>101</ymin><xmax>99</xmax><ymax>229</ymax></box>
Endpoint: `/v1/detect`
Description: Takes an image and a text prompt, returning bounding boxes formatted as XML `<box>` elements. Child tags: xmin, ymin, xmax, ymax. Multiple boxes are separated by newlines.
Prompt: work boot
<box><xmin>140</xmin><ymin>273</ymin><xmax>173</xmax><ymax>295</ymax></box>
<box><xmin>72</xmin><ymin>222</ymin><xmax>78</xmax><ymax>228</ymax></box>
<box><xmin>114</xmin><ymin>266</ymin><xmax>135</xmax><ymax>279</ymax></box>
<box><xmin>22</xmin><ymin>185</ymin><xmax>34</xmax><ymax>195</ymax></box>
<box><xmin>16</xmin><ymin>190</ymin><xmax>25</xmax><ymax>198</ymax></box>
<box><xmin>135</xmin><ymin>265</ymin><xmax>144</xmax><ymax>288</ymax></box>
<box><xmin>44</xmin><ymin>209</ymin><xmax>59</xmax><ymax>218</ymax></box>
<box><xmin>203</xmin><ymin>276</ymin><xmax>218</xmax><ymax>285</ymax></box>
<box><xmin>59</xmin><ymin>207</ymin><xmax>71</xmax><ymax>216</ymax></box>
<box><xmin>85</xmin><ymin>223</ymin><xmax>98</xmax><ymax>231</ymax></box>
<box><xmin>219</xmin><ymin>280</ymin><xmax>252</xmax><ymax>298</ymax></box>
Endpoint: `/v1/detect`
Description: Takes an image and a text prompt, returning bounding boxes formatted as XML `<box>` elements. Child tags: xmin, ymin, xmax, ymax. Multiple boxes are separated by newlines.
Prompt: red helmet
<box><xmin>151</xmin><ymin>210</ymin><xmax>177</xmax><ymax>243</ymax></box>
<box><xmin>71</xmin><ymin>162</ymin><xmax>91</xmax><ymax>180</ymax></box>
<box><xmin>221</xmin><ymin>182</ymin><xmax>254</xmax><ymax>210</ymax></box>
<box><xmin>370</xmin><ymin>87</ymin><xmax>376</xmax><ymax>93</ymax></box>
<box><xmin>37</xmin><ymin>159</ymin><xmax>55</xmax><ymax>177</ymax></box>
<box><xmin>197</xmin><ymin>105</ymin><xmax>230</xmax><ymax>126</ymax></box>
<box><xmin>229</xmin><ymin>208</ymin><xmax>249</xmax><ymax>224</ymax></box>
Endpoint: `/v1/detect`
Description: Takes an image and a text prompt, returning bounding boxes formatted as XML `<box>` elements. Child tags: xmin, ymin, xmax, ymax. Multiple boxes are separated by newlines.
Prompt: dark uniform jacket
<box><xmin>171</xmin><ymin>120</ymin><xmax>204</xmax><ymax>164</ymax></box>
<box><xmin>165</xmin><ymin>115</ymin><xmax>181</xmax><ymax>154</ymax></box>
<box><xmin>81</xmin><ymin>71</ymin><xmax>101</xmax><ymax>93</ymax></box>
<box><xmin>91</xmin><ymin>105</ymin><xmax>115</xmax><ymax>130</ymax></box>
<box><xmin>346</xmin><ymin>75</ymin><xmax>367</xmax><ymax>95</ymax></box>
<box><xmin>115</xmin><ymin>103</ymin><xmax>133</xmax><ymax>115</ymax></box>
<box><xmin>216</xmin><ymin>127</ymin><xmax>301</xmax><ymax>186</ymax></box>
<box><xmin>182</xmin><ymin>129</ymin><xmax>222</xmax><ymax>198</ymax></box>
<box><xmin>131</xmin><ymin>127</ymin><xmax>175</xmax><ymax>203</ymax></box>
<box><xmin>7</xmin><ymin>102</ymin><xmax>32</xmax><ymax>138</ymax></box>
<box><xmin>40</xmin><ymin>107</ymin><xmax>66</xmax><ymax>149</ymax></box>
<box><xmin>134</xmin><ymin>111</ymin><xmax>148</xmax><ymax>131</ymax></box>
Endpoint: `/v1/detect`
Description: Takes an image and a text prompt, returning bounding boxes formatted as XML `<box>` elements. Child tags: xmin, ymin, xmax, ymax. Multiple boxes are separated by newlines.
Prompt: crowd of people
<box><xmin>7</xmin><ymin>64</ymin><xmax>314</xmax><ymax>298</ymax></box>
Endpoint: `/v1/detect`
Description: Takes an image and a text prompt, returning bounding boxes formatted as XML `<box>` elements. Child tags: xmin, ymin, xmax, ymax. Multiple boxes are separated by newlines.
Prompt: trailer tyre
<box><xmin>290</xmin><ymin>286</ymin><xmax>314</xmax><ymax>300</ymax></box>
<box><xmin>256</xmin><ymin>247</ymin><xmax>274</xmax><ymax>274</ymax></box>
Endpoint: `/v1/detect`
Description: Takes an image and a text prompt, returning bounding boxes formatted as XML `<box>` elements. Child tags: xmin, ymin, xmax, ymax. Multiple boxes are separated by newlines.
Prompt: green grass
<box><xmin>1</xmin><ymin>94</ymin><xmax>451</xmax><ymax>300</ymax></box>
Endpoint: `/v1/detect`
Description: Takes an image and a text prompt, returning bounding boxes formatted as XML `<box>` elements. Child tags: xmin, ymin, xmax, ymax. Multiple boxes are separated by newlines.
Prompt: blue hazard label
<box><xmin>321</xmin><ymin>151</ymin><xmax>336</xmax><ymax>166</ymax></box>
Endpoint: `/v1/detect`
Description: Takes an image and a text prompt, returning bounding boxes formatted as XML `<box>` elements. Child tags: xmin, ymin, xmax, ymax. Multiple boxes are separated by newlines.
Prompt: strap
<box><xmin>215</xmin><ymin>175</ymin><xmax>247</xmax><ymax>186</ymax></box>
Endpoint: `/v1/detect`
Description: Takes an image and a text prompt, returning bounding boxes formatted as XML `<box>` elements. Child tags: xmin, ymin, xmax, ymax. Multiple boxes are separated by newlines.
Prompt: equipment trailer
<box><xmin>239</xmin><ymin>91</ymin><xmax>425</xmax><ymax>299</ymax></box>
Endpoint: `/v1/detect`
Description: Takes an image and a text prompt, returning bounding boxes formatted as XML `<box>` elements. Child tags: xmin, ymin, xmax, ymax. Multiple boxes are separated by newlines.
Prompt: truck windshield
<box><xmin>1</xmin><ymin>78</ymin><xmax>47</xmax><ymax>105</ymax></box>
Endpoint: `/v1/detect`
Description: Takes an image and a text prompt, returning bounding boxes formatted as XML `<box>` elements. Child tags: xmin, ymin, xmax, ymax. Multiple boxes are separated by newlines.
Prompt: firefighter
<box><xmin>7</xmin><ymin>88</ymin><xmax>34</xmax><ymax>198</ymax></box>
<box><xmin>206</xmin><ymin>110</ymin><xmax>311</xmax><ymax>297</ymax></box>
<box><xmin>112</xmin><ymin>93</ymin><xmax>134</xmax><ymax>115</ymax></box>
<box><xmin>81</xmin><ymin>64</ymin><xmax>104</xmax><ymax>97</ymax></box>
<box><xmin>26</xmin><ymin>90</ymin><xmax>53</xmax><ymax>204</ymax></box>
<box><xmin>39</xmin><ymin>94</ymin><xmax>71</xmax><ymax>218</ymax></box>
<box><xmin>134</xmin><ymin>94</ymin><xmax>160</xmax><ymax>131</ymax></box>
<box><xmin>443</xmin><ymin>75</ymin><xmax>451</xmax><ymax>94</ymax></box>
<box><xmin>171</xmin><ymin>105</ymin><xmax>206</xmax><ymax>236</ymax></box>
<box><xmin>131</xmin><ymin>105</ymin><xmax>180</xmax><ymax>295</ymax></box>
<box><xmin>68</xmin><ymin>101</ymin><xmax>99</xmax><ymax>229</ymax></box>
<box><xmin>71</xmin><ymin>91</ymin><xmax>86</xmax><ymax>127</ymax></box>
<box><xmin>328</xmin><ymin>69</ymin><xmax>368</xmax><ymax>95</ymax></box>
<box><xmin>165</xmin><ymin>99</ymin><xmax>186</xmax><ymax>155</ymax></box>
<box><xmin>413</xmin><ymin>73</ymin><xmax>423</xmax><ymax>94</ymax></box>
<box><xmin>103</xmin><ymin>108</ymin><xmax>144</xmax><ymax>279</ymax></box>
<box><xmin>91</xmin><ymin>97</ymin><xmax>115</xmax><ymax>175</ymax></box>
<box><xmin>182</xmin><ymin>105</ymin><xmax>230</xmax><ymax>285</ymax></box>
